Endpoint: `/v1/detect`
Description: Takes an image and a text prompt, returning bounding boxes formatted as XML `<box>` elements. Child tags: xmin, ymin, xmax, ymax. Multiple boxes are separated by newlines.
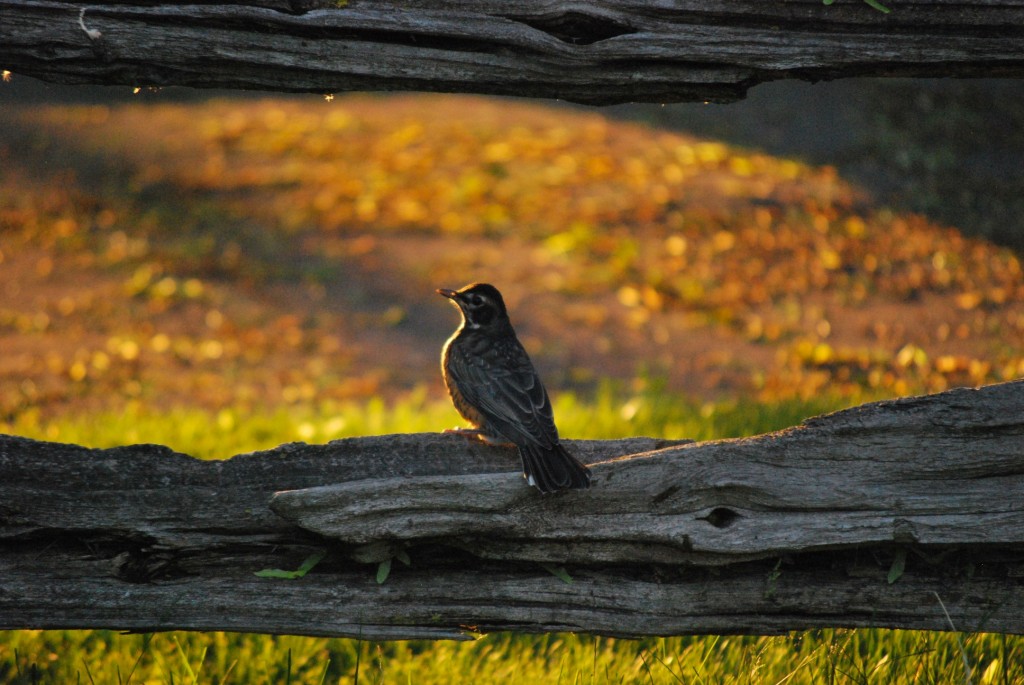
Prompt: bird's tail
<box><xmin>518</xmin><ymin>443</ymin><xmax>591</xmax><ymax>493</ymax></box>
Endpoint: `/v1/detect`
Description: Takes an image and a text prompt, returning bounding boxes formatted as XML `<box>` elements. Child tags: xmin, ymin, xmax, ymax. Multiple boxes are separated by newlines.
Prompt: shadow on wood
<box><xmin>1</xmin><ymin>381</ymin><xmax>1023</xmax><ymax>639</ymax></box>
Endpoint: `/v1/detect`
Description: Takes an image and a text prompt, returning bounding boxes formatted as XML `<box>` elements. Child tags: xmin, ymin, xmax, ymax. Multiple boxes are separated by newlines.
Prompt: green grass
<box><xmin>2</xmin><ymin>383</ymin><xmax>849</xmax><ymax>460</ymax></box>
<box><xmin>2</xmin><ymin>627</ymin><xmax>1022</xmax><ymax>684</ymax></box>
<box><xmin>3</xmin><ymin>389</ymin><xmax>1023</xmax><ymax>684</ymax></box>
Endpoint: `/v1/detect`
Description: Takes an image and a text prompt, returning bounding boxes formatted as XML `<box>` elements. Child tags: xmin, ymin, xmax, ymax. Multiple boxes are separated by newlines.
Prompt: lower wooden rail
<box><xmin>2</xmin><ymin>381</ymin><xmax>1022</xmax><ymax>638</ymax></box>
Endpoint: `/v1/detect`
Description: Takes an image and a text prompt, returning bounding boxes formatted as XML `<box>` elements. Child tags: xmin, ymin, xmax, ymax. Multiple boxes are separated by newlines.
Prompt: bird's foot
<box><xmin>444</xmin><ymin>428</ymin><xmax>513</xmax><ymax>446</ymax></box>
<box><xmin>444</xmin><ymin>427</ymin><xmax>485</xmax><ymax>439</ymax></box>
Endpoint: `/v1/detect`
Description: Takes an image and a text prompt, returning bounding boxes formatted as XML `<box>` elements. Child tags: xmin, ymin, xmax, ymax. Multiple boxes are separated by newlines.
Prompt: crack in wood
<box><xmin>115</xmin><ymin>547</ymin><xmax>190</xmax><ymax>584</ymax></box>
<box><xmin>508</xmin><ymin>11</ymin><xmax>635</xmax><ymax>45</ymax></box>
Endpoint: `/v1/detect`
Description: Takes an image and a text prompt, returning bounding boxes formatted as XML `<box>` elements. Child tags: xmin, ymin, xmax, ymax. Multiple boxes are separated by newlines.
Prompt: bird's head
<box><xmin>437</xmin><ymin>283</ymin><xmax>509</xmax><ymax>329</ymax></box>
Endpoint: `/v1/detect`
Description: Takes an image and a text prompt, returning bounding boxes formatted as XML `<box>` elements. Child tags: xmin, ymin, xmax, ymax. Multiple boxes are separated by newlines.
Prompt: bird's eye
<box><xmin>468</xmin><ymin>295</ymin><xmax>483</xmax><ymax>306</ymax></box>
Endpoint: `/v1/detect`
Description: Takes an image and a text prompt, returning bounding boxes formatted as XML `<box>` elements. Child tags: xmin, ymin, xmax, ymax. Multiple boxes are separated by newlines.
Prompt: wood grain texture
<box><xmin>272</xmin><ymin>381</ymin><xmax>1024</xmax><ymax>565</ymax></box>
<box><xmin>2</xmin><ymin>1</ymin><xmax>1024</xmax><ymax>104</ymax></box>
<box><xmin>1</xmin><ymin>381</ymin><xmax>1023</xmax><ymax>638</ymax></box>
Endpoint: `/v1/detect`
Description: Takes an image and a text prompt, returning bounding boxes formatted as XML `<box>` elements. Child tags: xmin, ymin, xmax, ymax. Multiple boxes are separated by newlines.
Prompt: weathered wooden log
<box><xmin>3</xmin><ymin>1</ymin><xmax>1024</xmax><ymax>104</ymax></box>
<box><xmin>1</xmin><ymin>380</ymin><xmax>1023</xmax><ymax>639</ymax></box>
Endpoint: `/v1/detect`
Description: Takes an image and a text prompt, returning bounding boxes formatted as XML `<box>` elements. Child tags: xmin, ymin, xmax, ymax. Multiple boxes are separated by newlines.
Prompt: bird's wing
<box><xmin>449</xmin><ymin>338</ymin><xmax>560</xmax><ymax>449</ymax></box>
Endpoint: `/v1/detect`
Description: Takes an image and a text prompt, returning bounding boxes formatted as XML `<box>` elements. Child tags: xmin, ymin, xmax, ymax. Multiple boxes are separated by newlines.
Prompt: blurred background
<box><xmin>2</xmin><ymin>71</ymin><xmax>1024</xmax><ymax>685</ymax></box>
<box><xmin>2</xmin><ymin>75</ymin><xmax>1022</xmax><ymax>437</ymax></box>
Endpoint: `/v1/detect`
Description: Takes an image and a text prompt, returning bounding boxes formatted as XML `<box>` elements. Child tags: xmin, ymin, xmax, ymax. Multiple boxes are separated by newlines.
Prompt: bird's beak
<box><xmin>436</xmin><ymin>288</ymin><xmax>458</xmax><ymax>300</ymax></box>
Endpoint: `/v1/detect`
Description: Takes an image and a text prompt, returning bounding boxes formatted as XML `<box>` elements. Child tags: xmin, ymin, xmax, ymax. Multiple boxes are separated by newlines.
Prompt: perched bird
<box><xmin>437</xmin><ymin>283</ymin><xmax>591</xmax><ymax>493</ymax></box>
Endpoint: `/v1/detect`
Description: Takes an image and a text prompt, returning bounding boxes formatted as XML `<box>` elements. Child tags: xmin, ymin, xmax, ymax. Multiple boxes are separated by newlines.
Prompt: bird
<box><xmin>437</xmin><ymin>282</ymin><xmax>592</xmax><ymax>493</ymax></box>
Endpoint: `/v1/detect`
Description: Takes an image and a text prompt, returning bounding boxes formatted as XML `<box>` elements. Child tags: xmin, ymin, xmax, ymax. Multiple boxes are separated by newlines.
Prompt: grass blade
<box><xmin>255</xmin><ymin>551</ymin><xmax>325</xmax><ymax>579</ymax></box>
<box><xmin>123</xmin><ymin>633</ymin><xmax>153</xmax><ymax>685</ymax></box>
<box><xmin>172</xmin><ymin>636</ymin><xmax>198</xmax><ymax>685</ymax></box>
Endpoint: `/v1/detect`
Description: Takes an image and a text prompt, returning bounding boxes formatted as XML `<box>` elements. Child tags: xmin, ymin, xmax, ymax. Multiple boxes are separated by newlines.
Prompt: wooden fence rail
<box><xmin>2</xmin><ymin>380</ymin><xmax>1023</xmax><ymax>639</ymax></box>
<box><xmin>3</xmin><ymin>1</ymin><xmax>1024</xmax><ymax>104</ymax></box>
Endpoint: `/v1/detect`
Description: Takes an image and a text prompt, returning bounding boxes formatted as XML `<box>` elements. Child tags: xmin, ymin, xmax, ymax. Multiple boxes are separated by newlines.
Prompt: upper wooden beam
<box><xmin>2</xmin><ymin>1</ymin><xmax>1024</xmax><ymax>104</ymax></box>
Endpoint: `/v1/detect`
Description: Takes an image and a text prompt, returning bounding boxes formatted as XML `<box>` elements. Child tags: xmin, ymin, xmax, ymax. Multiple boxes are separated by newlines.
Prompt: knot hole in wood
<box><xmin>700</xmin><ymin>507</ymin><xmax>741</xmax><ymax>529</ymax></box>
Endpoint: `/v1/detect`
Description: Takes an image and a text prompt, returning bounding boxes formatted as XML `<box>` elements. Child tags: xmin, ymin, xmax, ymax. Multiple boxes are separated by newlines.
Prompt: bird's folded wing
<box><xmin>448</xmin><ymin>344</ymin><xmax>560</xmax><ymax>449</ymax></box>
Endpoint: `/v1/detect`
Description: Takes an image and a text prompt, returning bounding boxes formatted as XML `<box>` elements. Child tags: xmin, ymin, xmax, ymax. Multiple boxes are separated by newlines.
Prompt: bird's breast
<box><xmin>441</xmin><ymin>332</ymin><xmax>487</xmax><ymax>428</ymax></box>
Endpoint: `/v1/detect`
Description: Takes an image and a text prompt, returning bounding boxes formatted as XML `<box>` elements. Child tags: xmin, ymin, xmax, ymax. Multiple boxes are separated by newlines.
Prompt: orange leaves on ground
<box><xmin>2</xmin><ymin>95</ymin><xmax>1022</xmax><ymax>413</ymax></box>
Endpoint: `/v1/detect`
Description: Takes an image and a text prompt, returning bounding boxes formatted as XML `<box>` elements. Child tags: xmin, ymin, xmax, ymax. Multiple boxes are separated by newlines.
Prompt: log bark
<box><xmin>1</xmin><ymin>380</ymin><xmax>1023</xmax><ymax>639</ymax></box>
<box><xmin>2</xmin><ymin>1</ymin><xmax>1024</xmax><ymax>104</ymax></box>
